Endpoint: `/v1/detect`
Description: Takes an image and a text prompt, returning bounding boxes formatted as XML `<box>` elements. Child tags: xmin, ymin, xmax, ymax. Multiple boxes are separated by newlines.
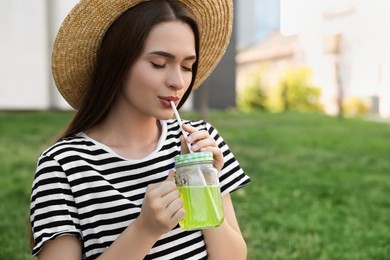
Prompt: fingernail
<box><xmin>192</xmin><ymin>144</ymin><xmax>198</xmax><ymax>150</ymax></box>
<box><xmin>186</xmin><ymin>136</ymin><xmax>192</xmax><ymax>142</ymax></box>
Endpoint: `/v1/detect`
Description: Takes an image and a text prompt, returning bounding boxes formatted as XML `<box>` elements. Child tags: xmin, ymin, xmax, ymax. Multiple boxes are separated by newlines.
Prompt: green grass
<box><xmin>0</xmin><ymin>112</ymin><xmax>73</xmax><ymax>259</ymax></box>
<box><xmin>1</xmin><ymin>111</ymin><xmax>389</xmax><ymax>259</ymax></box>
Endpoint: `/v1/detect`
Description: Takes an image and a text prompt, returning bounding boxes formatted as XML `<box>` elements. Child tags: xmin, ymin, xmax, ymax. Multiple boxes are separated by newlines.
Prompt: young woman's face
<box><xmin>120</xmin><ymin>21</ymin><xmax>196</xmax><ymax>120</ymax></box>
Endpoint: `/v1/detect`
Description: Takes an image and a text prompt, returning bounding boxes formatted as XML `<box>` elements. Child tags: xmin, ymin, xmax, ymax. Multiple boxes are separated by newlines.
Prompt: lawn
<box><xmin>0</xmin><ymin>111</ymin><xmax>389</xmax><ymax>259</ymax></box>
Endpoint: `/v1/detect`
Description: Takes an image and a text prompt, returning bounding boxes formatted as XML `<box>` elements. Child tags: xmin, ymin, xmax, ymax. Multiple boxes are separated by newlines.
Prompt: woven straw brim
<box><xmin>52</xmin><ymin>0</ymin><xmax>233</xmax><ymax>109</ymax></box>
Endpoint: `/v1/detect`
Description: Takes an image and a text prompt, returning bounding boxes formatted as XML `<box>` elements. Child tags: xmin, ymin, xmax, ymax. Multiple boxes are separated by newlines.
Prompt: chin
<box><xmin>155</xmin><ymin>112</ymin><xmax>174</xmax><ymax>121</ymax></box>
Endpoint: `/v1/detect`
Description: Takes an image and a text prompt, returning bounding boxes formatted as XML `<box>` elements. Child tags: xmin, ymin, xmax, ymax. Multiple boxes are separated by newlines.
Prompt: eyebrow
<box><xmin>148</xmin><ymin>51</ymin><xmax>197</xmax><ymax>61</ymax></box>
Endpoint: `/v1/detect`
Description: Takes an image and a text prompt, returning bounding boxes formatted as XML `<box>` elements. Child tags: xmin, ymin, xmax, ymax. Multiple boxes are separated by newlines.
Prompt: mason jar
<box><xmin>174</xmin><ymin>151</ymin><xmax>224</xmax><ymax>230</ymax></box>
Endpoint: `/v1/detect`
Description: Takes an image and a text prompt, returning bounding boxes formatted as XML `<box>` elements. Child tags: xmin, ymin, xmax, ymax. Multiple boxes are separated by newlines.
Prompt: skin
<box><xmin>38</xmin><ymin>21</ymin><xmax>246</xmax><ymax>260</ymax></box>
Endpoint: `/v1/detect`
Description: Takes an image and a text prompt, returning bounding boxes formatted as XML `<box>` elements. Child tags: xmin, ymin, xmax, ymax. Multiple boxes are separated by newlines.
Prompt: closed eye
<box><xmin>150</xmin><ymin>61</ymin><xmax>165</xmax><ymax>69</ymax></box>
<box><xmin>182</xmin><ymin>66</ymin><xmax>192</xmax><ymax>72</ymax></box>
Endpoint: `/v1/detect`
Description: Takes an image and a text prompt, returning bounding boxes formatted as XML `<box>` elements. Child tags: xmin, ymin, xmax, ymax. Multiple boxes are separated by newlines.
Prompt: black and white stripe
<box><xmin>30</xmin><ymin>119</ymin><xmax>250</xmax><ymax>259</ymax></box>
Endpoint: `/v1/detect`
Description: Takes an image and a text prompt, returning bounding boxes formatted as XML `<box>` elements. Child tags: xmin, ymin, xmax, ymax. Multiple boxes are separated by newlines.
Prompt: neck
<box><xmin>85</xmin><ymin>105</ymin><xmax>162</xmax><ymax>159</ymax></box>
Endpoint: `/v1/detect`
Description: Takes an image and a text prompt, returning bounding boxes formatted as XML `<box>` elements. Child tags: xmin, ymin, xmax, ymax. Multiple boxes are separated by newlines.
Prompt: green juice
<box><xmin>178</xmin><ymin>185</ymin><xmax>224</xmax><ymax>230</ymax></box>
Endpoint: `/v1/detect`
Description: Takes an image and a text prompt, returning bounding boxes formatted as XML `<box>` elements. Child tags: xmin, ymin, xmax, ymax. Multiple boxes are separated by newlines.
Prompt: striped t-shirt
<box><xmin>30</xmin><ymin>119</ymin><xmax>250</xmax><ymax>259</ymax></box>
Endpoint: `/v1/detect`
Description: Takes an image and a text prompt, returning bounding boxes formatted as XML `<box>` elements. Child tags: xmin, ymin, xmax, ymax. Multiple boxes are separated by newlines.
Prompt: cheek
<box><xmin>181</xmin><ymin>72</ymin><xmax>193</xmax><ymax>93</ymax></box>
<box><xmin>123</xmin><ymin>65</ymin><xmax>153</xmax><ymax>92</ymax></box>
<box><xmin>121</xmin><ymin>71</ymin><xmax>142</xmax><ymax>102</ymax></box>
<box><xmin>185</xmin><ymin>74</ymin><xmax>193</xmax><ymax>87</ymax></box>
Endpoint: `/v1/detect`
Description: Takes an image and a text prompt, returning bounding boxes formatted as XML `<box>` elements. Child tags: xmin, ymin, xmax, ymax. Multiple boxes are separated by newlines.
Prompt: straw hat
<box><xmin>52</xmin><ymin>0</ymin><xmax>233</xmax><ymax>109</ymax></box>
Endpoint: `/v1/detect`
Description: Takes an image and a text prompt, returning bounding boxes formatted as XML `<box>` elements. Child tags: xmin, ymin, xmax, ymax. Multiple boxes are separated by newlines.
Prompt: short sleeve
<box><xmin>30</xmin><ymin>154</ymin><xmax>82</xmax><ymax>256</ymax></box>
<box><xmin>190</xmin><ymin>121</ymin><xmax>251</xmax><ymax>197</ymax></box>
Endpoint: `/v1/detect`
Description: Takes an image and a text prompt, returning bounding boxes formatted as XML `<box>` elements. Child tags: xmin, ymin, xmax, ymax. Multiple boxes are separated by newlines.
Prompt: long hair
<box><xmin>30</xmin><ymin>0</ymin><xmax>199</xmax><ymax>250</ymax></box>
<box><xmin>59</xmin><ymin>0</ymin><xmax>200</xmax><ymax>140</ymax></box>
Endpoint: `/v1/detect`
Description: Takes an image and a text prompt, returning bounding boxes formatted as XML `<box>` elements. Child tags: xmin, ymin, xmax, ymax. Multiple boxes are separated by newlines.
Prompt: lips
<box><xmin>160</xmin><ymin>96</ymin><xmax>179</xmax><ymax>102</ymax></box>
<box><xmin>159</xmin><ymin>96</ymin><xmax>180</xmax><ymax>108</ymax></box>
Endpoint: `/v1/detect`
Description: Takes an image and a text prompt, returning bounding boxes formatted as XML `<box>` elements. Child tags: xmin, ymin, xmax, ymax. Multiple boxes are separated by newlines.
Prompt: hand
<box><xmin>181</xmin><ymin>123</ymin><xmax>224</xmax><ymax>172</ymax></box>
<box><xmin>138</xmin><ymin>171</ymin><xmax>184</xmax><ymax>236</ymax></box>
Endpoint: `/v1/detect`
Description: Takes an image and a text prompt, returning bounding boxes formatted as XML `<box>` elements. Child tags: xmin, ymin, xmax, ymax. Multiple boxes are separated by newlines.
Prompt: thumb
<box><xmin>166</xmin><ymin>170</ymin><xmax>176</xmax><ymax>181</ymax></box>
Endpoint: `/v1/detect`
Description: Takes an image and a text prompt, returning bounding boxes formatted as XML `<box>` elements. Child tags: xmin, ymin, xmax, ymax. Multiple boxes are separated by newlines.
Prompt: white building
<box><xmin>285</xmin><ymin>0</ymin><xmax>390</xmax><ymax>118</ymax></box>
<box><xmin>237</xmin><ymin>0</ymin><xmax>390</xmax><ymax>118</ymax></box>
<box><xmin>0</xmin><ymin>0</ymin><xmax>78</xmax><ymax>110</ymax></box>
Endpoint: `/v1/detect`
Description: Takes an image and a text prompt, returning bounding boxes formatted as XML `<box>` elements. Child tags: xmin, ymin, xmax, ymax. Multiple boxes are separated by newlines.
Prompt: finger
<box><xmin>148</xmin><ymin>180</ymin><xmax>177</xmax><ymax>200</ymax></box>
<box><xmin>146</xmin><ymin>182</ymin><xmax>159</xmax><ymax>191</ymax></box>
<box><xmin>181</xmin><ymin>124</ymin><xmax>210</xmax><ymax>146</ymax></box>
<box><xmin>199</xmin><ymin>146</ymin><xmax>224</xmax><ymax>172</ymax></box>
<box><xmin>154</xmin><ymin>197</ymin><xmax>183</xmax><ymax>226</ymax></box>
<box><xmin>147</xmin><ymin>171</ymin><xmax>175</xmax><ymax>192</ymax></box>
<box><xmin>166</xmin><ymin>170</ymin><xmax>176</xmax><ymax>181</ymax></box>
<box><xmin>199</xmin><ymin>145</ymin><xmax>222</xmax><ymax>155</ymax></box>
<box><xmin>181</xmin><ymin>123</ymin><xmax>198</xmax><ymax>134</ymax></box>
<box><xmin>162</xmin><ymin>189</ymin><xmax>181</xmax><ymax>204</ymax></box>
<box><xmin>160</xmin><ymin>181</ymin><xmax>177</xmax><ymax>196</ymax></box>
<box><xmin>190</xmin><ymin>138</ymin><xmax>218</xmax><ymax>152</ymax></box>
<box><xmin>180</xmin><ymin>136</ymin><xmax>190</xmax><ymax>154</ymax></box>
<box><xmin>168</xmin><ymin>203</ymin><xmax>185</xmax><ymax>223</ymax></box>
<box><xmin>186</xmin><ymin>130</ymin><xmax>209</xmax><ymax>144</ymax></box>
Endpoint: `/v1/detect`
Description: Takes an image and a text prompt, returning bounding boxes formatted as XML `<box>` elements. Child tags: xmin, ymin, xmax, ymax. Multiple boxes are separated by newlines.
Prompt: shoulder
<box><xmin>39</xmin><ymin>134</ymin><xmax>96</xmax><ymax>162</ymax></box>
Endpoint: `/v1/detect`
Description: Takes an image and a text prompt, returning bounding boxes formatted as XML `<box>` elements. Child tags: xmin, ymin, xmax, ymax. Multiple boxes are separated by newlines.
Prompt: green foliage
<box><xmin>343</xmin><ymin>96</ymin><xmax>370</xmax><ymax>116</ymax></box>
<box><xmin>237</xmin><ymin>83</ymin><xmax>267</xmax><ymax>111</ymax></box>
<box><xmin>238</xmin><ymin>66</ymin><xmax>322</xmax><ymax>113</ymax></box>
<box><xmin>237</xmin><ymin>71</ymin><xmax>267</xmax><ymax>111</ymax></box>
<box><xmin>268</xmin><ymin>67</ymin><xmax>322</xmax><ymax>112</ymax></box>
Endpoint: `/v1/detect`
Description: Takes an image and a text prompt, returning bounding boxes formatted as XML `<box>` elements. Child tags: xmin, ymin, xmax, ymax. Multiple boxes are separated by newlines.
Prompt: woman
<box><xmin>30</xmin><ymin>0</ymin><xmax>250</xmax><ymax>259</ymax></box>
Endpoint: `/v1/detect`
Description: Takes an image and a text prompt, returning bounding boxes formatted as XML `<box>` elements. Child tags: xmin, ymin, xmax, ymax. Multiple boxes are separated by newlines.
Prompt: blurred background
<box><xmin>1</xmin><ymin>0</ymin><xmax>390</xmax><ymax>119</ymax></box>
<box><xmin>1</xmin><ymin>1</ymin><xmax>389</xmax><ymax>259</ymax></box>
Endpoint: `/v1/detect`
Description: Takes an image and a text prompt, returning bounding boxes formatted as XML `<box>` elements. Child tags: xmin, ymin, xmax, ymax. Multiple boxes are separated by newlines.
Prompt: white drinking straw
<box><xmin>170</xmin><ymin>101</ymin><xmax>193</xmax><ymax>154</ymax></box>
<box><xmin>170</xmin><ymin>101</ymin><xmax>221</xmax><ymax>221</ymax></box>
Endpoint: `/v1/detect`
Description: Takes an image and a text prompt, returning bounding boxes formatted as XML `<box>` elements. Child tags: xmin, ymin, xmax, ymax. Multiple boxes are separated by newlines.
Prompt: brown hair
<box><xmin>59</xmin><ymin>0</ymin><xmax>200</xmax><ymax>140</ymax></box>
<box><xmin>30</xmin><ymin>0</ymin><xmax>199</xmax><ymax>250</ymax></box>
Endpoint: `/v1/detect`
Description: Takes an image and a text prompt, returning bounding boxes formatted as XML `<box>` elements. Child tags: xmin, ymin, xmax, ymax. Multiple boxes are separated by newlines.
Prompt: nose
<box><xmin>167</xmin><ymin>67</ymin><xmax>186</xmax><ymax>90</ymax></box>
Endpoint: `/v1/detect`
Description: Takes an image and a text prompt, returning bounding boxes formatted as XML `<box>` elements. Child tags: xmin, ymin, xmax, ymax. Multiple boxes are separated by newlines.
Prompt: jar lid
<box><xmin>174</xmin><ymin>151</ymin><xmax>214</xmax><ymax>165</ymax></box>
